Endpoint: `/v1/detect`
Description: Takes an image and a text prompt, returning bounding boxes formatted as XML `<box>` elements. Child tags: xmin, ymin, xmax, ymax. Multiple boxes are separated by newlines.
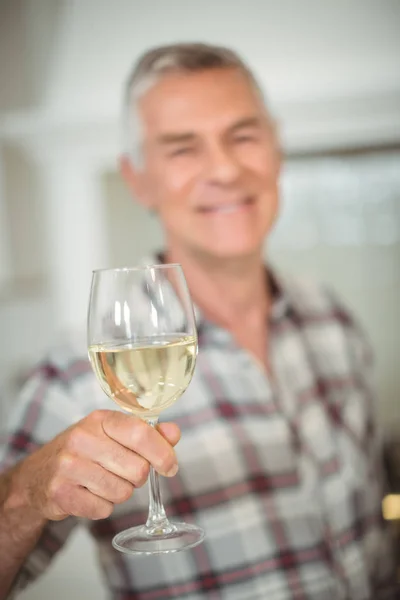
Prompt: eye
<box><xmin>169</xmin><ymin>147</ymin><xmax>195</xmax><ymax>157</ymax></box>
<box><xmin>234</xmin><ymin>134</ymin><xmax>257</xmax><ymax>144</ymax></box>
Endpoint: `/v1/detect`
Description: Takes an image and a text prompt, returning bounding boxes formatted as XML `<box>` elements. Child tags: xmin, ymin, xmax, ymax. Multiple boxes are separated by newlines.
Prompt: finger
<box><xmin>52</xmin><ymin>481</ymin><xmax>113</xmax><ymax>520</ymax></box>
<box><xmin>94</xmin><ymin>443</ymin><xmax>150</xmax><ymax>488</ymax></box>
<box><xmin>59</xmin><ymin>453</ymin><xmax>134</xmax><ymax>505</ymax></box>
<box><xmin>102</xmin><ymin>412</ymin><xmax>178</xmax><ymax>477</ymax></box>
<box><xmin>157</xmin><ymin>422</ymin><xmax>181</xmax><ymax>446</ymax></box>
<box><xmin>65</xmin><ymin>428</ymin><xmax>150</xmax><ymax>486</ymax></box>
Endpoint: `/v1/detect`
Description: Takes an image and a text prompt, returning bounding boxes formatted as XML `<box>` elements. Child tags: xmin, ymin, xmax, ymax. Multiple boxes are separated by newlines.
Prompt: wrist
<box><xmin>3</xmin><ymin>464</ymin><xmax>46</xmax><ymax>527</ymax></box>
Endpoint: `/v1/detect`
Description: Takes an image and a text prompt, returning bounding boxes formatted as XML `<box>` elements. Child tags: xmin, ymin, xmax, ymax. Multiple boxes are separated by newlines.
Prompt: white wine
<box><xmin>88</xmin><ymin>335</ymin><xmax>197</xmax><ymax>418</ymax></box>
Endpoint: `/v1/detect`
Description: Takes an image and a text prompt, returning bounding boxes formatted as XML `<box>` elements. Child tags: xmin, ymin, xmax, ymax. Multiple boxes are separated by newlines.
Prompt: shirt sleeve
<box><xmin>0</xmin><ymin>353</ymin><xmax>90</xmax><ymax>596</ymax></box>
<box><xmin>333</xmin><ymin>294</ymin><xmax>399</xmax><ymax>598</ymax></box>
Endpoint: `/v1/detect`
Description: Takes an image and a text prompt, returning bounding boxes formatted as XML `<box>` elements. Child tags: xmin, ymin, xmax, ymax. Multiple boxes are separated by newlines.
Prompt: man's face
<box><xmin>127</xmin><ymin>67</ymin><xmax>281</xmax><ymax>260</ymax></box>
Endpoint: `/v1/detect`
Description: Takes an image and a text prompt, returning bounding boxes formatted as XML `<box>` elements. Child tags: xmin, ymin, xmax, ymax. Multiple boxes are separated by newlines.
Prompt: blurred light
<box><xmin>123</xmin><ymin>301</ymin><xmax>131</xmax><ymax>338</ymax></box>
<box><xmin>382</xmin><ymin>494</ymin><xmax>400</xmax><ymax>521</ymax></box>
<box><xmin>114</xmin><ymin>300</ymin><xmax>121</xmax><ymax>326</ymax></box>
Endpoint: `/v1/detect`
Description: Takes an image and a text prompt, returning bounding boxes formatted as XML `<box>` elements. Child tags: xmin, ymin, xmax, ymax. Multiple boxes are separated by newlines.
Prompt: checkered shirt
<box><xmin>1</xmin><ymin>266</ymin><xmax>398</xmax><ymax>599</ymax></box>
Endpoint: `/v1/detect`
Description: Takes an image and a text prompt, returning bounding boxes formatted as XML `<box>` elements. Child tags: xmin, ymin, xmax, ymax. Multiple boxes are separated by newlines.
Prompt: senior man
<box><xmin>0</xmin><ymin>43</ymin><xmax>397</xmax><ymax>599</ymax></box>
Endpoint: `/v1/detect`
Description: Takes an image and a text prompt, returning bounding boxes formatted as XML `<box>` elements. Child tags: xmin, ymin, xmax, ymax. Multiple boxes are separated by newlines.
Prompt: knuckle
<box><xmin>89</xmin><ymin>409</ymin><xmax>110</xmax><ymax>425</ymax></box>
<box><xmin>65</xmin><ymin>426</ymin><xmax>87</xmax><ymax>452</ymax></box>
<box><xmin>56</xmin><ymin>451</ymin><xmax>76</xmax><ymax>474</ymax></box>
<box><xmin>95</xmin><ymin>468</ymin><xmax>111</xmax><ymax>492</ymax></box>
<box><xmin>61</xmin><ymin>488</ymin><xmax>112</xmax><ymax>520</ymax></box>
<box><xmin>89</xmin><ymin>467</ymin><xmax>130</xmax><ymax>504</ymax></box>
<box><xmin>49</xmin><ymin>478</ymin><xmax>69</xmax><ymax>505</ymax></box>
<box><xmin>102</xmin><ymin>409</ymin><xmax>124</xmax><ymax>430</ymax></box>
<box><xmin>110</xmin><ymin>445</ymin><xmax>129</xmax><ymax>469</ymax></box>
<box><xmin>102</xmin><ymin>410</ymin><xmax>135</xmax><ymax>440</ymax></box>
<box><xmin>97</xmin><ymin>471</ymin><xmax>132</xmax><ymax>504</ymax></box>
<box><xmin>130</xmin><ymin>420</ymin><xmax>151</xmax><ymax>449</ymax></box>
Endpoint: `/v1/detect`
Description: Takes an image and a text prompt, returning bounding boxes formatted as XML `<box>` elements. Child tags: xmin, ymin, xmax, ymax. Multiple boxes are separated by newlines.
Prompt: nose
<box><xmin>204</xmin><ymin>140</ymin><xmax>241</xmax><ymax>186</ymax></box>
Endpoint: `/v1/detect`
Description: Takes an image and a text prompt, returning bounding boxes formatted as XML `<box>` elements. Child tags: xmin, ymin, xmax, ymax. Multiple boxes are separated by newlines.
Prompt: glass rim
<box><xmin>92</xmin><ymin>263</ymin><xmax>182</xmax><ymax>274</ymax></box>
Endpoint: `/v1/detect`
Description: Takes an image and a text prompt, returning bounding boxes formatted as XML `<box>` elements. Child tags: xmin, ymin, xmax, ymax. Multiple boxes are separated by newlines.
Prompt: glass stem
<box><xmin>145</xmin><ymin>419</ymin><xmax>174</xmax><ymax>535</ymax></box>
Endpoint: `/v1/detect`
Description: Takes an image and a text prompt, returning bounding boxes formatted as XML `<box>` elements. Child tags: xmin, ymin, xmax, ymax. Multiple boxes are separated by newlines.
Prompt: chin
<box><xmin>203</xmin><ymin>243</ymin><xmax>263</xmax><ymax>261</ymax></box>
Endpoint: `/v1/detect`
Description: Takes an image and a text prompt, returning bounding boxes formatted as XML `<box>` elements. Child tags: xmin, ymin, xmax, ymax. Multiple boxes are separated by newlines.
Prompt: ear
<box><xmin>119</xmin><ymin>154</ymin><xmax>154</xmax><ymax>209</ymax></box>
<box><xmin>270</xmin><ymin>118</ymin><xmax>283</xmax><ymax>175</ymax></box>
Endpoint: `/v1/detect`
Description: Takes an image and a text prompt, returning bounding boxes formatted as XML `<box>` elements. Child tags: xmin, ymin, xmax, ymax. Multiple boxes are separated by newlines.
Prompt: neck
<box><xmin>165</xmin><ymin>247</ymin><xmax>270</xmax><ymax>331</ymax></box>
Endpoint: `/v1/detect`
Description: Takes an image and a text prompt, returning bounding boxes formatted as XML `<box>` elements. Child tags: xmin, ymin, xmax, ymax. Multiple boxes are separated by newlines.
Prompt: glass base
<box><xmin>112</xmin><ymin>521</ymin><xmax>205</xmax><ymax>555</ymax></box>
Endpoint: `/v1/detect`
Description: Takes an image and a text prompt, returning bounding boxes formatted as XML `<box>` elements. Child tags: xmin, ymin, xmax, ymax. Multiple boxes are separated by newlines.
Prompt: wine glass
<box><xmin>87</xmin><ymin>264</ymin><xmax>205</xmax><ymax>555</ymax></box>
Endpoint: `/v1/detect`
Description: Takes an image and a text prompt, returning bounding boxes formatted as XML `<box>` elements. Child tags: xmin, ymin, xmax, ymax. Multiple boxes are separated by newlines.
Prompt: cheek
<box><xmin>153</xmin><ymin>163</ymin><xmax>198</xmax><ymax>225</ymax></box>
<box><xmin>162</xmin><ymin>158</ymin><xmax>201</xmax><ymax>196</ymax></box>
<box><xmin>237</xmin><ymin>145</ymin><xmax>280</xmax><ymax>181</ymax></box>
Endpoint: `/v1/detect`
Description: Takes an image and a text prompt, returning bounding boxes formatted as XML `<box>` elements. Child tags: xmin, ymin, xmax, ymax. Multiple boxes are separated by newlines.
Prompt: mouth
<box><xmin>196</xmin><ymin>196</ymin><xmax>255</xmax><ymax>215</ymax></box>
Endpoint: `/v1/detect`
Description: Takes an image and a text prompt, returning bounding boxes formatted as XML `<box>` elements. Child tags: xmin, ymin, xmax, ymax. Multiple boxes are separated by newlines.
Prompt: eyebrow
<box><xmin>157</xmin><ymin>132</ymin><xmax>197</xmax><ymax>146</ymax></box>
<box><xmin>156</xmin><ymin>116</ymin><xmax>263</xmax><ymax>146</ymax></box>
<box><xmin>229</xmin><ymin>117</ymin><xmax>263</xmax><ymax>132</ymax></box>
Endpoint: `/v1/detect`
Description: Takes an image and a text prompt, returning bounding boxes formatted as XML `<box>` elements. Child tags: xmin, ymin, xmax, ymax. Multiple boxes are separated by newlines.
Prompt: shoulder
<box><xmin>25</xmin><ymin>329</ymin><xmax>91</xmax><ymax>388</ymax></box>
<box><xmin>276</xmin><ymin>269</ymin><xmax>373</xmax><ymax>368</ymax></box>
<box><xmin>0</xmin><ymin>331</ymin><xmax>93</xmax><ymax>468</ymax></box>
<box><xmin>277</xmin><ymin>270</ymin><xmax>357</xmax><ymax>327</ymax></box>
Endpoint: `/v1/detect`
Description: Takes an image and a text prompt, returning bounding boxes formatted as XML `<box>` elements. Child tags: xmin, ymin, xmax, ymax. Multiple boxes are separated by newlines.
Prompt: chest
<box><xmin>230</xmin><ymin>322</ymin><xmax>268</xmax><ymax>369</ymax></box>
<box><xmin>90</xmin><ymin>327</ymin><xmax>368</xmax><ymax>517</ymax></box>
<box><xmin>90</xmin><ymin>328</ymin><xmax>373</xmax><ymax>598</ymax></box>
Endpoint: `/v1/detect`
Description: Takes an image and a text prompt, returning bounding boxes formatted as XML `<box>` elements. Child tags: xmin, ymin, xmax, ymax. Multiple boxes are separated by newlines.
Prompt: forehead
<box><xmin>136</xmin><ymin>68</ymin><xmax>266</xmax><ymax>137</ymax></box>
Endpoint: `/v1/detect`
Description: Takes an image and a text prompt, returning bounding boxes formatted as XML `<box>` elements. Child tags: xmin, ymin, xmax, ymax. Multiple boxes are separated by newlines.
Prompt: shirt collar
<box><xmin>140</xmin><ymin>253</ymin><xmax>290</xmax><ymax>332</ymax></box>
<box><xmin>267</xmin><ymin>267</ymin><xmax>290</xmax><ymax>323</ymax></box>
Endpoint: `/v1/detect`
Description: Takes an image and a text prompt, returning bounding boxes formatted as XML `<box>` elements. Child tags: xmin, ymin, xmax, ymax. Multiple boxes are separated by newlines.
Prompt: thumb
<box><xmin>157</xmin><ymin>422</ymin><xmax>181</xmax><ymax>447</ymax></box>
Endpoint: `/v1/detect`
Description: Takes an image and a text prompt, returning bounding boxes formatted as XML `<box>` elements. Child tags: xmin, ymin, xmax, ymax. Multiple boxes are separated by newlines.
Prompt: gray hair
<box><xmin>122</xmin><ymin>42</ymin><xmax>266</xmax><ymax>166</ymax></box>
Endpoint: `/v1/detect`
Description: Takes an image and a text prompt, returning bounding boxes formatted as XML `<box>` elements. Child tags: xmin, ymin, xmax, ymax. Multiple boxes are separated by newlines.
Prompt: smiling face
<box><xmin>123</xmin><ymin>67</ymin><xmax>281</xmax><ymax>262</ymax></box>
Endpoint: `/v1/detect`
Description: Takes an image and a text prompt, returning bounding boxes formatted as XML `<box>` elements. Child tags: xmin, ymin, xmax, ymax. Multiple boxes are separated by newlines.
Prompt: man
<box><xmin>0</xmin><ymin>43</ymin><xmax>397</xmax><ymax>599</ymax></box>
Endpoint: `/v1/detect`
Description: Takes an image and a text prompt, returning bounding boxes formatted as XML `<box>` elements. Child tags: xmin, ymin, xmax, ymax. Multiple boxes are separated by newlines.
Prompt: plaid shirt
<box><xmin>1</xmin><ymin>264</ymin><xmax>398</xmax><ymax>600</ymax></box>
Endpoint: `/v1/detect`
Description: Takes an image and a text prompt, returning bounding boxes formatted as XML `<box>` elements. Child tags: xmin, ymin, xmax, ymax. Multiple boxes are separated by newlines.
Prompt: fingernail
<box><xmin>166</xmin><ymin>463</ymin><xmax>179</xmax><ymax>477</ymax></box>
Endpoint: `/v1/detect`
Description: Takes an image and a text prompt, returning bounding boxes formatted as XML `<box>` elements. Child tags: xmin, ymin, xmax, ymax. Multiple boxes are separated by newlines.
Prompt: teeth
<box><xmin>216</xmin><ymin>204</ymin><xmax>239</xmax><ymax>213</ymax></box>
<box><xmin>214</xmin><ymin>201</ymin><xmax>247</xmax><ymax>213</ymax></box>
<box><xmin>199</xmin><ymin>199</ymin><xmax>252</xmax><ymax>213</ymax></box>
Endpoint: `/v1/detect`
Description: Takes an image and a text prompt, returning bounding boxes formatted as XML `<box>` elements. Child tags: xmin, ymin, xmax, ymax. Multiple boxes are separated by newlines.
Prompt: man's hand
<box><xmin>6</xmin><ymin>410</ymin><xmax>180</xmax><ymax>521</ymax></box>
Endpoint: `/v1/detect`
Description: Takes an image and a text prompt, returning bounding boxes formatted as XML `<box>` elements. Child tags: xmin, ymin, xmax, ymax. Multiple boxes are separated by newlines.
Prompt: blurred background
<box><xmin>0</xmin><ymin>0</ymin><xmax>399</xmax><ymax>597</ymax></box>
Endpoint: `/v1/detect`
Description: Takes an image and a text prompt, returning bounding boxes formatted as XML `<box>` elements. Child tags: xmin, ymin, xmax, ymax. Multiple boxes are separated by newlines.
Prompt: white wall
<box><xmin>1</xmin><ymin>1</ymin><xmax>400</xmax><ymax>598</ymax></box>
<box><xmin>1</xmin><ymin>0</ymin><xmax>400</xmax><ymax>146</ymax></box>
